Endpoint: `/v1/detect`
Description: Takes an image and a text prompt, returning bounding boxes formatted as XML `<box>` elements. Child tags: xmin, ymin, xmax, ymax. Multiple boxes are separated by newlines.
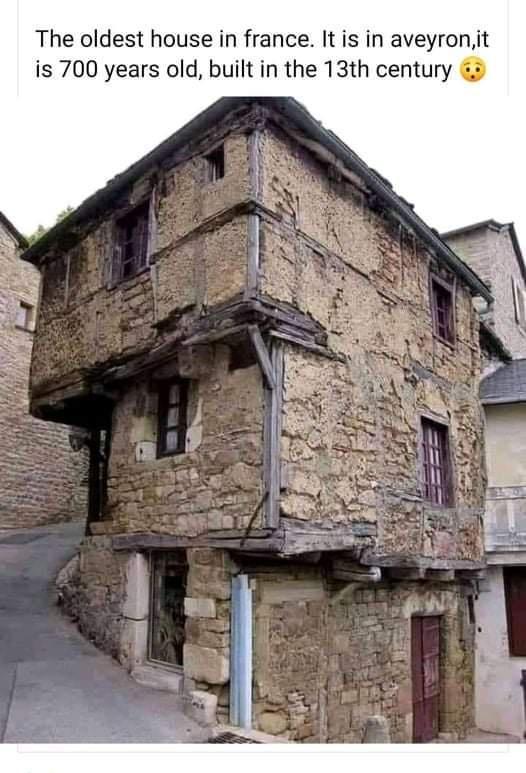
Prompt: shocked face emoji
<box><xmin>460</xmin><ymin>56</ymin><xmax>486</xmax><ymax>82</ymax></box>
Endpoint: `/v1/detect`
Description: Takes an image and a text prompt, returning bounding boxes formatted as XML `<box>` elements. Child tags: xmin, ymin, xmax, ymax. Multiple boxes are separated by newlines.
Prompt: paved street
<box><xmin>0</xmin><ymin>522</ymin><xmax>206</xmax><ymax>743</ymax></box>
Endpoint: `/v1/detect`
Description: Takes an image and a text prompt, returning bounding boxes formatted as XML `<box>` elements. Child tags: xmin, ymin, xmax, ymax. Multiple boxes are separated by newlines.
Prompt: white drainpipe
<box><xmin>230</xmin><ymin>574</ymin><xmax>252</xmax><ymax>729</ymax></box>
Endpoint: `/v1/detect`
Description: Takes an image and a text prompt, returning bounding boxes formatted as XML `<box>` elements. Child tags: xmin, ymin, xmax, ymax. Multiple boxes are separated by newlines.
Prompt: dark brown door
<box><xmin>412</xmin><ymin>615</ymin><xmax>440</xmax><ymax>742</ymax></box>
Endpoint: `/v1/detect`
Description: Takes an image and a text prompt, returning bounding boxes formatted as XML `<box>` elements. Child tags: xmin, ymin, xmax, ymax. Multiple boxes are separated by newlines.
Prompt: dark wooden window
<box><xmin>157</xmin><ymin>379</ymin><xmax>189</xmax><ymax>457</ymax></box>
<box><xmin>206</xmin><ymin>146</ymin><xmax>225</xmax><ymax>182</ymax></box>
<box><xmin>421</xmin><ymin>418</ymin><xmax>452</xmax><ymax>506</ymax></box>
<box><xmin>504</xmin><ymin>567</ymin><xmax>526</xmax><ymax>656</ymax></box>
<box><xmin>115</xmin><ymin>201</ymin><xmax>149</xmax><ymax>281</ymax></box>
<box><xmin>430</xmin><ymin>275</ymin><xmax>455</xmax><ymax>344</ymax></box>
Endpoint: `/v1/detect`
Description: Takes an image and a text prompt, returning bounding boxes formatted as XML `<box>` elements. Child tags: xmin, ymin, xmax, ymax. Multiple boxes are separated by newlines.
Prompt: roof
<box><xmin>0</xmin><ymin>211</ymin><xmax>28</xmax><ymax>248</ymax></box>
<box><xmin>442</xmin><ymin>219</ymin><xmax>526</xmax><ymax>286</ymax></box>
<box><xmin>21</xmin><ymin>97</ymin><xmax>492</xmax><ymax>302</ymax></box>
<box><xmin>480</xmin><ymin>359</ymin><xmax>526</xmax><ymax>405</ymax></box>
<box><xmin>479</xmin><ymin>319</ymin><xmax>512</xmax><ymax>362</ymax></box>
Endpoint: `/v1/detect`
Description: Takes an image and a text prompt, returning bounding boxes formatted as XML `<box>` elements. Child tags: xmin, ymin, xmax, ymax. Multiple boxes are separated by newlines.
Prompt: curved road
<box><xmin>0</xmin><ymin>522</ymin><xmax>206</xmax><ymax>743</ymax></box>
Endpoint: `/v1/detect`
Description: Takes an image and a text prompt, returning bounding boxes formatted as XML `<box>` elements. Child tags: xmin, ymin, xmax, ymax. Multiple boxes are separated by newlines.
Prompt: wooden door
<box><xmin>412</xmin><ymin>616</ymin><xmax>440</xmax><ymax>742</ymax></box>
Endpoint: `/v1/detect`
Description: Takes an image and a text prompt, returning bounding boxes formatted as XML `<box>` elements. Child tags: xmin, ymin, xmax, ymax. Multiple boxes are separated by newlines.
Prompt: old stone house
<box><xmin>23</xmin><ymin>98</ymin><xmax>491</xmax><ymax>743</ymax></box>
<box><xmin>0</xmin><ymin>211</ymin><xmax>87</xmax><ymax>528</ymax></box>
<box><xmin>444</xmin><ymin>221</ymin><xmax>526</xmax><ymax>739</ymax></box>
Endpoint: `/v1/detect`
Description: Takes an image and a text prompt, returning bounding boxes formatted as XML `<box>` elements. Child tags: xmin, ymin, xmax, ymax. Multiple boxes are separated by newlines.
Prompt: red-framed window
<box><xmin>157</xmin><ymin>379</ymin><xmax>189</xmax><ymax>457</ymax></box>
<box><xmin>115</xmin><ymin>201</ymin><xmax>149</xmax><ymax>282</ymax></box>
<box><xmin>430</xmin><ymin>275</ymin><xmax>455</xmax><ymax>344</ymax></box>
<box><xmin>421</xmin><ymin>418</ymin><xmax>452</xmax><ymax>506</ymax></box>
<box><xmin>504</xmin><ymin>567</ymin><xmax>526</xmax><ymax>656</ymax></box>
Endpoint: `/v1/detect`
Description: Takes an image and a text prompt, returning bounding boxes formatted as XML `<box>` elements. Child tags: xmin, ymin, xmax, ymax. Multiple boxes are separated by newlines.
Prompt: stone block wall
<box><xmin>31</xmin><ymin>124</ymin><xmax>253</xmax><ymax>398</ymax></box>
<box><xmin>252</xmin><ymin>567</ymin><xmax>475</xmax><ymax>743</ymax></box>
<box><xmin>262</xmin><ymin>120</ymin><xmax>485</xmax><ymax>560</ymax></box>
<box><xmin>103</xmin><ymin>345</ymin><xmax>264</xmax><ymax>536</ymax></box>
<box><xmin>0</xmin><ymin>219</ymin><xmax>88</xmax><ymax>529</ymax></box>
<box><xmin>445</xmin><ymin>223</ymin><xmax>526</xmax><ymax>358</ymax></box>
<box><xmin>65</xmin><ymin>536</ymin><xmax>129</xmax><ymax>659</ymax></box>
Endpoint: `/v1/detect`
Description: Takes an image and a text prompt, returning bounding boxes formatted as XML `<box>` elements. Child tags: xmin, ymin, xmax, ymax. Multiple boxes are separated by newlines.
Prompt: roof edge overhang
<box><xmin>442</xmin><ymin>219</ymin><xmax>526</xmax><ymax>287</ymax></box>
<box><xmin>0</xmin><ymin>211</ymin><xmax>28</xmax><ymax>249</ymax></box>
<box><xmin>481</xmin><ymin>395</ymin><xmax>526</xmax><ymax>406</ymax></box>
<box><xmin>20</xmin><ymin>97</ymin><xmax>492</xmax><ymax>301</ymax></box>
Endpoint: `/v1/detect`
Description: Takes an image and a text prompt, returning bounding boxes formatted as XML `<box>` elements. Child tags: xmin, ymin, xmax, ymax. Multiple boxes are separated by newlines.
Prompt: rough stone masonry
<box><xmin>0</xmin><ymin>212</ymin><xmax>88</xmax><ymax>529</ymax></box>
<box><xmin>23</xmin><ymin>98</ymin><xmax>489</xmax><ymax>742</ymax></box>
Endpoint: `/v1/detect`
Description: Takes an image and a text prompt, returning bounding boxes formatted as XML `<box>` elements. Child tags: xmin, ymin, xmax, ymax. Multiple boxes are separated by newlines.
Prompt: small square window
<box><xmin>421</xmin><ymin>418</ymin><xmax>452</xmax><ymax>507</ymax></box>
<box><xmin>206</xmin><ymin>146</ymin><xmax>225</xmax><ymax>182</ymax></box>
<box><xmin>157</xmin><ymin>379</ymin><xmax>189</xmax><ymax>457</ymax></box>
<box><xmin>16</xmin><ymin>301</ymin><xmax>33</xmax><ymax>330</ymax></box>
<box><xmin>430</xmin><ymin>275</ymin><xmax>455</xmax><ymax>344</ymax></box>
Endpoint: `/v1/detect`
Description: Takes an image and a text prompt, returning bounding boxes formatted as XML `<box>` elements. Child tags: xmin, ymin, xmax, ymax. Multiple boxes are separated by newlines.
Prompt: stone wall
<box><xmin>252</xmin><ymin>567</ymin><xmax>475</xmax><ymax>743</ymax></box>
<box><xmin>445</xmin><ymin>223</ymin><xmax>526</xmax><ymax>358</ymax></box>
<box><xmin>0</xmin><ymin>219</ymin><xmax>88</xmax><ymax>529</ymax></box>
<box><xmin>31</xmin><ymin>125</ymin><xmax>253</xmax><ymax>398</ymax></box>
<box><xmin>102</xmin><ymin>345</ymin><xmax>264</xmax><ymax>536</ymax></box>
<box><xmin>66</xmin><ymin>536</ymin><xmax>129</xmax><ymax>658</ymax></box>
<box><xmin>261</xmin><ymin>124</ymin><xmax>485</xmax><ymax>560</ymax></box>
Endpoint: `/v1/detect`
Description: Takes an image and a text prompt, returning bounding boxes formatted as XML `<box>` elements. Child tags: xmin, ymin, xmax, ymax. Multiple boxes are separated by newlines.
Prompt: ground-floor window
<box><xmin>149</xmin><ymin>551</ymin><xmax>187</xmax><ymax>667</ymax></box>
<box><xmin>504</xmin><ymin>567</ymin><xmax>526</xmax><ymax>656</ymax></box>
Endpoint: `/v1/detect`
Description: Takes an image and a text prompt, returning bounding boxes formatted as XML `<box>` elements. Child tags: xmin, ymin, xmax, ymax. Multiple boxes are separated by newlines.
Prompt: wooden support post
<box><xmin>263</xmin><ymin>342</ymin><xmax>283</xmax><ymax>529</ymax></box>
<box><xmin>248</xmin><ymin>325</ymin><xmax>276</xmax><ymax>390</ymax></box>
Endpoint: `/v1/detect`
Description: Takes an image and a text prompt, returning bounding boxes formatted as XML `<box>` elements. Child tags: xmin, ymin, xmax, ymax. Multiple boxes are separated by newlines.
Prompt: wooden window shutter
<box><xmin>135</xmin><ymin>215</ymin><xmax>148</xmax><ymax>271</ymax></box>
<box><xmin>104</xmin><ymin>223</ymin><xmax>121</xmax><ymax>290</ymax></box>
<box><xmin>512</xmin><ymin>277</ymin><xmax>526</xmax><ymax>327</ymax></box>
<box><xmin>146</xmin><ymin>192</ymin><xmax>157</xmax><ymax>264</ymax></box>
<box><xmin>512</xmin><ymin>278</ymin><xmax>520</xmax><ymax>323</ymax></box>
<box><xmin>504</xmin><ymin>568</ymin><xmax>526</xmax><ymax>656</ymax></box>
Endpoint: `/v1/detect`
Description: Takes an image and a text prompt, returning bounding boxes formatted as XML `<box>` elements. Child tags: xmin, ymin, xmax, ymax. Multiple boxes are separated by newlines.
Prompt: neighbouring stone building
<box><xmin>0</xmin><ymin>211</ymin><xmax>88</xmax><ymax>529</ymax></box>
<box><xmin>23</xmin><ymin>98</ymin><xmax>491</xmax><ymax>743</ymax></box>
<box><xmin>444</xmin><ymin>221</ymin><xmax>526</xmax><ymax>739</ymax></box>
<box><xmin>444</xmin><ymin>220</ymin><xmax>526</xmax><ymax>360</ymax></box>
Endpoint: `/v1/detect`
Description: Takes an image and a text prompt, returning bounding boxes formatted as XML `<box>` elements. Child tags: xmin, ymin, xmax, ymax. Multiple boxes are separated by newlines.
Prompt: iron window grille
<box><xmin>157</xmin><ymin>379</ymin><xmax>189</xmax><ymax>457</ymax></box>
<box><xmin>421</xmin><ymin>418</ymin><xmax>452</xmax><ymax>506</ymax></box>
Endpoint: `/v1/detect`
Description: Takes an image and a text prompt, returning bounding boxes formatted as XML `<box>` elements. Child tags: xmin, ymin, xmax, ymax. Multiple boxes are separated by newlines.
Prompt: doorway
<box><xmin>411</xmin><ymin>615</ymin><xmax>441</xmax><ymax>742</ymax></box>
<box><xmin>148</xmin><ymin>551</ymin><xmax>187</xmax><ymax>668</ymax></box>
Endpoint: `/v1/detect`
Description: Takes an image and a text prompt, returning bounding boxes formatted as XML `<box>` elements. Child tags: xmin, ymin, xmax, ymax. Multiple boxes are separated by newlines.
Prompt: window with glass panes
<box><xmin>115</xmin><ymin>201</ymin><xmax>149</xmax><ymax>281</ymax></box>
<box><xmin>430</xmin><ymin>275</ymin><xmax>454</xmax><ymax>344</ymax></box>
<box><xmin>157</xmin><ymin>380</ymin><xmax>189</xmax><ymax>457</ymax></box>
<box><xmin>421</xmin><ymin>418</ymin><xmax>452</xmax><ymax>506</ymax></box>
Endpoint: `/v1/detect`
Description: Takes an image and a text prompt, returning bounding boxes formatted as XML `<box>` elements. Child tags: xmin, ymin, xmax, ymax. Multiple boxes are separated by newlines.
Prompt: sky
<box><xmin>0</xmin><ymin>0</ymin><xmax>523</xmax><ymax>252</ymax></box>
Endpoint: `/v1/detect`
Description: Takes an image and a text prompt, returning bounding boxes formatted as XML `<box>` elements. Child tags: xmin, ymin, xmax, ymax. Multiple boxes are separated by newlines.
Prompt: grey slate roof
<box><xmin>480</xmin><ymin>359</ymin><xmax>526</xmax><ymax>404</ymax></box>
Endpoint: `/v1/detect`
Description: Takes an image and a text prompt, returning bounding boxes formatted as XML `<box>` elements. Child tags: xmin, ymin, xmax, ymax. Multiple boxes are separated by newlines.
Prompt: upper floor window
<box><xmin>421</xmin><ymin>418</ymin><xmax>452</xmax><ymax>507</ymax></box>
<box><xmin>16</xmin><ymin>301</ymin><xmax>33</xmax><ymax>331</ymax></box>
<box><xmin>157</xmin><ymin>379</ymin><xmax>189</xmax><ymax>457</ymax></box>
<box><xmin>512</xmin><ymin>277</ymin><xmax>526</xmax><ymax>330</ymax></box>
<box><xmin>206</xmin><ymin>146</ymin><xmax>225</xmax><ymax>182</ymax></box>
<box><xmin>115</xmin><ymin>201</ymin><xmax>149</xmax><ymax>282</ymax></box>
<box><xmin>430</xmin><ymin>274</ymin><xmax>455</xmax><ymax>345</ymax></box>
